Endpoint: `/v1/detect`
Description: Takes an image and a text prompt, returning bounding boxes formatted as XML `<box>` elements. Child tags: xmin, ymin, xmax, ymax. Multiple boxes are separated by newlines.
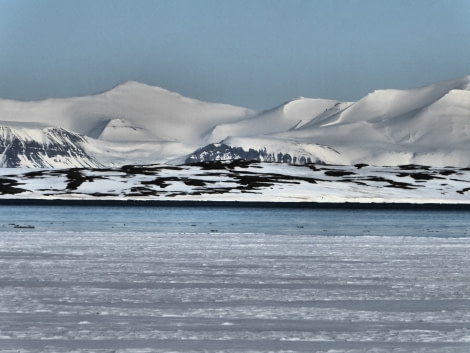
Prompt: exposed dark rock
<box><xmin>398</xmin><ymin>164</ymin><xmax>431</xmax><ymax>170</ymax></box>
<box><xmin>65</xmin><ymin>169</ymin><xmax>101</xmax><ymax>190</ymax></box>
<box><xmin>397</xmin><ymin>172</ymin><xmax>441</xmax><ymax>180</ymax></box>
<box><xmin>366</xmin><ymin>176</ymin><xmax>417</xmax><ymax>189</ymax></box>
<box><xmin>324</xmin><ymin>170</ymin><xmax>356</xmax><ymax>177</ymax></box>
<box><xmin>141</xmin><ymin>178</ymin><xmax>172</xmax><ymax>188</ymax></box>
<box><xmin>121</xmin><ymin>165</ymin><xmax>161</xmax><ymax>176</ymax></box>
<box><xmin>183</xmin><ymin>179</ymin><xmax>212</xmax><ymax>187</ymax></box>
<box><xmin>185</xmin><ymin>143</ymin><xmax>315</xmax><ymax>165</ymax></box>
<box><xmin>457</xmin><ymin>188</ymin><xmax>470</xmax><ymax>195</ymax></box>
<box><xmin>185</xmin><ymin>143</ymin><xmax>261</xmax><ymax>164</ymax></box>
<box><xmin>237</xmin><ymin>174</ymin><xmax>274</xmax><ymax>189</ymax></box>
<box><xmin>439</xmin><ymin>169</ymin><xmax>456</xmax><ymax>176</ymax></box>
<box><xmin>187</xmin><ymin>160</ymin><xmax>228</xmax><ymax>170</ymax></box>
<box><xmin>0</xmin><ymin>178</ymin><xmax>27</xmax><ymax>194</ymax></box>
<box><xmin>126</xmin><ymin>186</ymin><xmax>159</xmax><ymax>197</ymax></box>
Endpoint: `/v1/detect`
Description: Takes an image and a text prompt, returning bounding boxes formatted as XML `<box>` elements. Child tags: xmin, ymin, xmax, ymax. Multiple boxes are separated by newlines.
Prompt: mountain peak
<box><xmin>104</xmin><ymin>80</ymin><xmax>180</xmax><ymax>97</ymax></box>
<box><xmin>98</xmin><ymin>118</ymin><xmax>157</xmax><ymax>142</ymax></box>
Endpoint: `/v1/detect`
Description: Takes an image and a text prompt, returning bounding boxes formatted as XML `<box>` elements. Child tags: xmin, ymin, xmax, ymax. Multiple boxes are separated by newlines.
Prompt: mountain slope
<box><xmin>0</xmin><ymin>123</ymin><xmax>102</xmax><ymax>168</ymax></box>
<box><xmin>205</xmin><ymin>98</ymin><xmax>348</xmax><ymax>141</ymax></box>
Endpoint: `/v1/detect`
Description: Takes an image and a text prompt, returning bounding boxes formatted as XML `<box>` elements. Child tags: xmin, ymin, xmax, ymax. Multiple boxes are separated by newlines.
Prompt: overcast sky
<box><xmin>0</xmin><ymin>0</ymin><xmax>469</xmax><ymax>109</ymax></box>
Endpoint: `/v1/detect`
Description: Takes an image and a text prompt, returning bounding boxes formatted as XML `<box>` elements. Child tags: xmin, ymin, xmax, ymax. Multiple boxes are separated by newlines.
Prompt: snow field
<box><xmin>0</xmin><ymin>231</ymin><xmax>469</xmax><ymax>352</ymax></box>
<box><xmin>2</xmin><ymin>162</ymin><xmax>470</xmax><ymax>203</ymax></box>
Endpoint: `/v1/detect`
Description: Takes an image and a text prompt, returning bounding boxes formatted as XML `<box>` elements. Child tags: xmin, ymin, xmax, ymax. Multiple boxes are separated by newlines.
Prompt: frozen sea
<box><xmin>0</xmin><ymin>205</ymin><xmax>470</xmax><ymax>352</ymax></box>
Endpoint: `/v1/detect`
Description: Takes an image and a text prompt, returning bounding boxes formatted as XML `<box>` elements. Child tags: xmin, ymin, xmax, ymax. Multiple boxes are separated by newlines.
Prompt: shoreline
<box><xmin>1</xmin><ymin>198</ymin><xmax>470</xmax><ymax>210</ymax></box>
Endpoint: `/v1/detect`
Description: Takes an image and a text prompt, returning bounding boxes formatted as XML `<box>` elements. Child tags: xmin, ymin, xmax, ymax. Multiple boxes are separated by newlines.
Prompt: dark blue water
<box><xmin>2</xmin><ymin>206</ymin><xmax>469</xmax><ymax>237</ymax></box>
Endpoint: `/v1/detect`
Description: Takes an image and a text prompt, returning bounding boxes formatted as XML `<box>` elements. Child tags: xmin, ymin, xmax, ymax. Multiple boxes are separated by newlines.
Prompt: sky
<box><xmin>0</xmin><ymin>0</ymin><xmax>469</xmax><ymax>110</ymax></box>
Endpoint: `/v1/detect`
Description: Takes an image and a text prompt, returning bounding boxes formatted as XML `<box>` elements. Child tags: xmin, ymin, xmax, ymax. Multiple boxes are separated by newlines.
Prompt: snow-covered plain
<box><xmin>0</xmin><ymin>161</ymin><xmax>469</xmax><ymax>204</ymax></box>
<box><xmin>1</xmin><ymin>226</ymin><xmax>469</xmax><ymax>352</ymax></box>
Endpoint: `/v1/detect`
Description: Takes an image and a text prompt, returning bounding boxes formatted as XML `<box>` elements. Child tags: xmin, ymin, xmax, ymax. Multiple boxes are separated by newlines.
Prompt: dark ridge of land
<box><xmin>0</xmin><ymin>198</ymin><xmax>469</xmax><ymax>211</ymax></box>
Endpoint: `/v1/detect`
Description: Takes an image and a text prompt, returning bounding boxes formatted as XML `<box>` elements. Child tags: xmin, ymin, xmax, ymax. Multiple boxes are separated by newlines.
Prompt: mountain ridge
<box><xmin>0</xmin><ymin>75</ymin><xmax>469</xmax><ymax>168</ymax></box>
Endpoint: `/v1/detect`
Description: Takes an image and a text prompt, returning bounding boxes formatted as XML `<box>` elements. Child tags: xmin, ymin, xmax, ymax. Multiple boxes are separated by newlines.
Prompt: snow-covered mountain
<box><xmin>0</xmin><ymin>123</ymin><xmax>101</xmax><ymax>168</ymax></box>
<box><xmin>0</xmin><ymin>76</ymin><xmax>469</xmax><ymax>168</ymax></box>
<box><xmin>0</xmin><ymin>81</ymin><xmax>255</xmax><ymax>167</ymax></box>
<box><xmin>191</xmin><ymin>75</ymin><xmax>470</xmax><ymax>167</ymax></box>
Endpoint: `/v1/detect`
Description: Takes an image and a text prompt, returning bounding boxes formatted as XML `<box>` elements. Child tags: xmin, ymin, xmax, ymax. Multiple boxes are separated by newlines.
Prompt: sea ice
<box><xmin>0</xmin><ymin>231</ymin><xmax>469</xmax><ymax>352</ymax></box>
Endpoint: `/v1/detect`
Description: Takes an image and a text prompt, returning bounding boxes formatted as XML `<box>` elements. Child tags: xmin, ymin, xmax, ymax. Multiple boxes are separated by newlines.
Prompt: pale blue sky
<box><xmin>1</xmin><ymin>0</ymin><xmax>469</xmax><ymax>109</ymax></box>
